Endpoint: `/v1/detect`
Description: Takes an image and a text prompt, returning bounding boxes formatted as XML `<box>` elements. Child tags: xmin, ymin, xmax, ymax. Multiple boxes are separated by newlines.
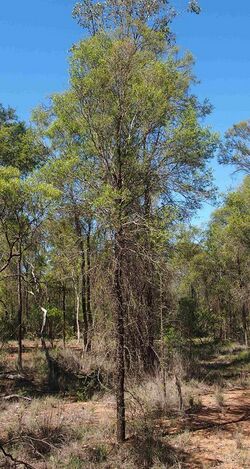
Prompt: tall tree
<box><xmin>33</xmin><ymin>0</ymin><xmax>217</xmax><ymax>441</ymax></box>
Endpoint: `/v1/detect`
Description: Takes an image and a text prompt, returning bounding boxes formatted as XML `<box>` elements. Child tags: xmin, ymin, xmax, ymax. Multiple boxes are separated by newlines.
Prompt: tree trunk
<box><xmin>115</xmin><ymin>229</ymin><xmax>126</xmax><ymax>443</ymax></box>
<box><xmin>146</xmin><ymin>283</ymin><xmax>155</xmax><ymax>370</ymax></box>
<box><xmin>237</xmin><ymin>253</ymin><xmax>248</xmax><ymax>346</ymax></box>
<box><xmin>242</xmin><ymin>303</ymin><xmax>248</xmax><ymax>347</ymax></box>
<box><xmin>75</xmin><ymin>281</ymin><xmax>81</xmax><ymax>344</ymax></box>
<box><xmin>17</xmin><ymin>247</ymin><xmax>23</xmax><ymax>371</ymax></box>
<box><xmin>159</xmin><ymin>274</ymin><xmax>167</xmax><ymax>406</ymax></box>
<box><xmin>62</xmin><ymin>284</ymin><xmax>66</xmax><ymax>348</ymax></box>
<box><xmin>144</xmin><ymin>182</ymin><xmax>155</xmax><ymax>371</ymax></box>
<box><xmin>74</xmin><ymin>215</ymin><xmax>89</xmax><ymax>351</ymax></box>
<box><xmin>86</xmin><ymin>222</ymin><xmax>92</xmax><ymax>350</ymax></box>
<box><xmin>80</xmin><ymin>245</ymin><xmax>89</xmax><ymax>351</ymax></box>
<box><xmin>175</xmin><ymin>375</ymin><xmax>183</xmax><ymax>412</ymax></box>
<box><xmin>115</xmin><ymin>118</ymin><xmax>126</xmax><ymax>443</ymax></box>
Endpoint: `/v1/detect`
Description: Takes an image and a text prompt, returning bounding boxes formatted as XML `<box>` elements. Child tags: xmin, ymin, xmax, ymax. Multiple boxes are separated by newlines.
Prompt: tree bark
<box><xmin>115</xmin><ymin>229</ymin><xmax>126</xmax><ymax>443</ymax></box>
<box><xmin>62</xmin><ymin>284</ymin><xmax>66</xmax><ymax>348</ymax></box>
<box><xmin>159</xmin><ymin>274</ymin><xmax>167</xmax><ymax>406</ymax></box>
<box><xmin>144</xmin><ymin>182</ymin><xmax>156</xmax><ymax>370</ymax></box>
<box><xmin>74</xmin><ymin>215</ymin><xmax>89</xmax><ymax>351</ymax></box>
<box><xmin>17</xmin><ymin>246</ymin><xmax>23</xmax><ymax>371</ymax></box>
<box><xmin>86</xmin><ymin>221</ymin><xmax>92</xmax><ymax>351</ymax></box>
<box><xmin>242</xmin><ymin>303</ymin><xmax>248</xmax><ymax>347</ymax></box>
<box><xmin>115</xmin><ymin>115</ymin><xmax>126</xmax><ymax>443</ymax></box>
<box><xmin>75</xmin><ymin>281</ymin><xmax>81</xmax><ymax>343</ymax></box>
<box><xmin>237</xmin><ymin>253</ymin><xmax>248</xmax><ymax>346</ymax></box>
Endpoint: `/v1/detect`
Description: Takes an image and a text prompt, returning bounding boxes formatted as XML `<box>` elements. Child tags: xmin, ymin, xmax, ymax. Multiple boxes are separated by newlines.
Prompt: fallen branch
<box><xmin>164</xmin><ymin>413</ymin><xmax>250</xmax><ymax>437</ymax></box>
<box><xmin>187</xmin><ymin>413</ymin><xmax>250</xmax><ymax>433</ymax></box>
<box><xmin>0</xmin><ymin>443</ymin><xmax>36</xmax><ymax>469</ymax></box>
<box><xmin>2</xmin><ymin>395</ymin><xmax>32</xmax><ymax>402</ymax></box>
<box><xmin>0</xmin><ymin>373</ymin><xmax>25</xmax><ymax>380</ymax></box>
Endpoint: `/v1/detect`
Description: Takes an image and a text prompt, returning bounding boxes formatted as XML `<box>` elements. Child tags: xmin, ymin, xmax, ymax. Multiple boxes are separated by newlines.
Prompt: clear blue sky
<box><xmin>0</xmin><ymin>0</ymin><xmax>249</xmax><ymax>224</ymax></box>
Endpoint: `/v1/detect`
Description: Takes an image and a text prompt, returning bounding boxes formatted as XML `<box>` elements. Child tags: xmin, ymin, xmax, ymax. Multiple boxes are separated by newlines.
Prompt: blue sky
<box><xmin>0</xmin><ymin>0</ymin><xmax>249</xmax><ymax>224</ymax></box>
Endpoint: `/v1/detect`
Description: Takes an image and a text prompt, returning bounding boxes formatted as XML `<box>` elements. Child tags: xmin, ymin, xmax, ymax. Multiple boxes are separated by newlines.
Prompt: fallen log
<box><xmin>0</xmin><ymin>373</ymin><xmax>25</xmax><ymax>380</ymax></box>
<box><xmin>2</xmin><ymin>394</ymin><xmax>32</xmax><ymax>402</ymax></box>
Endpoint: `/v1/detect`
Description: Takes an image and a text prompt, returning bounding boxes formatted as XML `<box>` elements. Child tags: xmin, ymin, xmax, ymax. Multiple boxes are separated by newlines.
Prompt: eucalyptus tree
<box><xmin>31</xmin><ymin>150</ymin><xmax>95</xmax><ymax>350</ymax></box>
<box><xmin>45</xmin><ymin>215</ymin><xmax>82</xmax><ymax>345</ymax></box>
<box><xmin>0</xmin><ymin>103</ymin><xmax>46</xmax><ymax>174</ymax></box>
<box><xmin>177</xmin><ymin>177</ymin><xmax>250</xmax><ymax>345</ymax></box>
<box><xmin>0</xmin><ymin>166</ymin><xmax>59</xmax><ymax>369</ymax></box>
<box><xmin>0</xmin><ymin>104</ymin><xmax>57</xmax><ymax>369</ymax></box>
<box><xmin>207</xmin><ymin>177</ymin><xmax>250</xmax><ymax>344</ymax></box>
<box><xmin>0</xmin><ymin>168</ymin><xmax>20</xmax><ymax>274</ymax></box>
<box><xmin>219</xmin><ymin>120</ymin><xmax>250</xmax><ymax>174</ymax></box>
<box><xmin>0</xmin><ymin>104</ymin><xmax>47</xmax><ymax>275</ymax></box>
<box><xmin>174</xmin><ymin>228</ymin><xmax>228</xmax><ymax>340</ymax></box>
<box><xmin>33</xmin><ymin>0</ymin><xmax>217</xmax><ymax>441</ymax></box>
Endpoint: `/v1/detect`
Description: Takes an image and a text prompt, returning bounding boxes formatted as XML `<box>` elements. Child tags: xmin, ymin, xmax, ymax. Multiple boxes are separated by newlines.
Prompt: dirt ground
<box><xmin>0</xmin><ymin>341</ymin><xmax>249</xmax><ymax>468</ymax></box>
<box><xmin>169</xmin><ymin>388</ymin><xmax>250</xmax><ymax>468</ymax></box>
<box><xmin>0</xmin><ymin>388</ymin><xmax>249</xmax><ymax>468</ymax></box>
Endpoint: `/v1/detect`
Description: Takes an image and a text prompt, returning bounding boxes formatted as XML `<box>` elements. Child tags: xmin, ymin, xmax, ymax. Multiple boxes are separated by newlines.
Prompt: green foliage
<box><xmin>66</xmin><ymin>455</ymin><xmax>84</xmax><ymax>469</ymax></box>
<box><xmin>188</xmin><ymin>0</ymin><xmax>201</xmax><ymax>14</ymax></box>
<box><xmin>0</xmin><ymin>310</ymin><xmax>15</xmax><ymax>344</ymax></box>
<box><xmin>175</xmin><ymin>176</ymin><xmax>250</xmax><ymax>344</ymax></box>
<box><xmin>164</xmin><ymin>326</ymin><xmax>183</xmax><ymax>350</ymax></box>
<box><xmin>1</xmin><ymin>0</ymin><xmax>248</xmax><ymax>405</ymax></box>
<box><xmin>47</xmin><ymin>306</ymin><xmax>62</xmax><ymax>320</ymax></box>
<box><xmin>73</xmin><ymin>0</ymin><xmax>175</xmax><ymax>42</ymax></box>
<box><xmin>37</xmin><ymin>27</ymin><xmax>217</xmax><ymax>232</ymax></box>
<box><xmin>219</xmin><ymin>120</ymin><xmax>250</xmax><ymax>173</ymax></box>
<box><xmin>0</xmin><ymin>103</ymin><xmax>47</xmax><ymax>174</ymax></box>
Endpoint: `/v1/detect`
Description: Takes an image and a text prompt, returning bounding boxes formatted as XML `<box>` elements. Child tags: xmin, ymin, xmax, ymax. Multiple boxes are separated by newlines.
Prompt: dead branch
<box><xmin>2</xmin><ymin>395</ymin><xmax>32</xmax><ymax>402</ymax></box>
<box><xmin>0</xmin><ymin>443</ymin><xmax>36</xmax><ymax>469</ymax></box>
<box><xmin>0</xmin><ymin>373</ymin><xmax>25</xmax><ymax>380</ymax></box>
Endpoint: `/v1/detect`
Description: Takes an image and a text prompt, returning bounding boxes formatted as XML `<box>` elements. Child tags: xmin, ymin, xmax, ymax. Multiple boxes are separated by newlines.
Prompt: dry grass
<box><xmin>1</xmin><ymin>394</ymin><xmax>116</xmax><ymax>468</ymax></box>
<box><xmin>214</xmin><ymin>386</ymin><xmax>225</xmax><ymax>409</ymax></box>
<box><xmin>56</xmin><ymin>336</ymin><xmax>115</xmax><ymax>375</ymax></box>
<box><xmin>126</xmin><ymin>373</ymin><xmax>208</xmax><ymax>423</ymax></box>
<box><xmin>223</xmin><ymin>443</ymin><xmax>250</xmax><ymax>469</ymax></box>
<box><xmin>1</xmin><ymin>340</ymin><xmax>249</xmax><ymax>468</ymax></box>
<box><xmin>127</xmin><ymin>374</ymin><xmax>177</xmax><ymax>419</ymax></box>
<box><xmin>5</xmin><ymin>399</ymin><xmax>71</xmax><ymax>460</ymax></box>
<box><xmin>0</xmin><ymin>389</ymin><xmax>186</xmax><ymax>469</ymax></box>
